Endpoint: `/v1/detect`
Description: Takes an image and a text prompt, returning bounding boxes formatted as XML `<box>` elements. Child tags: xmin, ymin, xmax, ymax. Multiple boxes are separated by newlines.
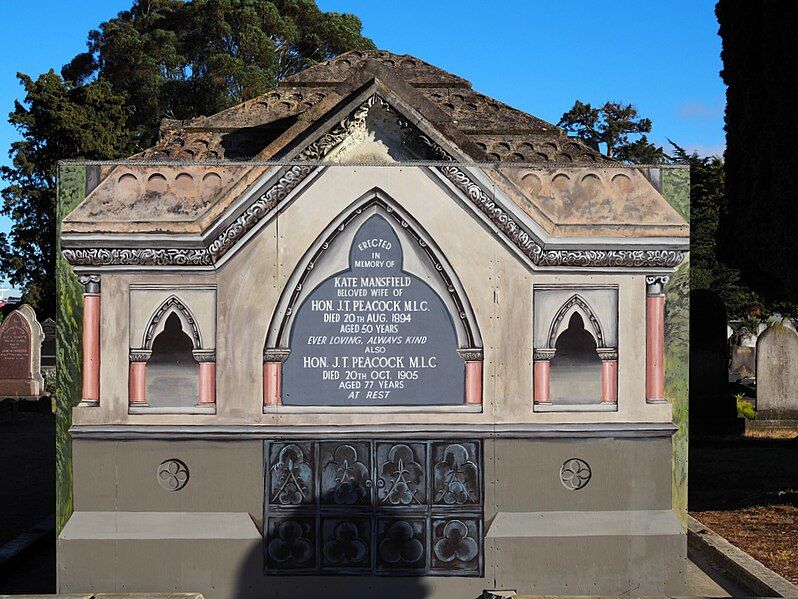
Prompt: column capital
<box><xmin>596</xmin><ymin>347</ymin><xmax>618</xmax><ymax>361</ymax></box>
<box><xmin>77</xmin><ymin>274</ymin><xmax>101</xmax><ymax>295</ymax></box>
<box><xmin>533</xmin><ymin>348</ymin><xmax>556</xmax><ymax>361</ymax></box>
<box><xmin>457</xmin><ymin>347</ymin><xmax>483</xmax><ymax>361</ymax></box>
<box><xmin>645</xmin><ymin>275</ymin><xmax>670</xmax><ymax>295</ymax></box>
<box><xmin>129</xmin><ymin>349</ymin><xmax>152</xmax><ymax>363</ymax></box>
<box><xmin>193</xmin><ymin>349</ymin><xmax>216</xmax><ymax>363</ymax></box>
<box><xmin>264</xmin><ymin>347</ymin><xmax>291</xmax><ymax>362</ymax></box>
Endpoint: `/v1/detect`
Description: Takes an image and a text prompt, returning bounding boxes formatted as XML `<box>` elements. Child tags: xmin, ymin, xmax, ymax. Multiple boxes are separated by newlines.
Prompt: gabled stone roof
<box><xmin>137</xmin><ymin>50</ymin><xmax>605</xmax><ymax>164</ymax></box>
<box><xmin>62</xmin><ymin>49</ymin><xmax>687</xmax><ymax>256</ymax></box>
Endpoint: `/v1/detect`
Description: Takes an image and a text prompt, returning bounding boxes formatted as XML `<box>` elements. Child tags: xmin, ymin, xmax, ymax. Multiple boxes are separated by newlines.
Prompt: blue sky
<box><xmin>0</xmin><ymin>0</ymin><xmax>724</xmax><ymax>250</ymax></box>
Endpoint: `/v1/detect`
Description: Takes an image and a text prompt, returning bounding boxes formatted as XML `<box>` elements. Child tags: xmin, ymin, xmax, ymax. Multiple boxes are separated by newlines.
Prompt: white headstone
<box><xmin>756</xmin><ymin>323</ymin><xmax>798</xmax><ymax>420</ymax></box>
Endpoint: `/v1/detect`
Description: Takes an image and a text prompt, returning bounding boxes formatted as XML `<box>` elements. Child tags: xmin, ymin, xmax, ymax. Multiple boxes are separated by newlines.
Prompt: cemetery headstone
<box><xmin>690</xmin><ymin>290</ymin><xmax>738</xmax><ymax>431</ymax></box>
<box><xmin>755</xmin><ymin>323</ymin><xmax>798</xmax><ymax>420</ymax></box>
<box><xmin>41</xmin><ymin>317</ymin><xmax>55</xmax><ymax>373</ymax></box>
<box><xmin>0</xmin><ymin>304</ymin><xmax>44</xmax><ymax>398</ymax></box>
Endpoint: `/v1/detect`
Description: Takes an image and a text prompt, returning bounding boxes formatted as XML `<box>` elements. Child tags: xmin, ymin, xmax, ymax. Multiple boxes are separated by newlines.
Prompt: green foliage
<box><xmin>665</xmin><ymin>255</ymin><xmax>689</xmax><ymax>523</ymax></box>
<box><xmin>0</xmin><ymin>72</ymin><xmax>133</xmax><ymax>316</ymax></box>
<box><xmin>736</xmin><ymin>395</ymin><xmax>756</xmax><ymax>420</ymax></box>
<box><xmin>716</xmin><ymin>1</ymin><xmax>798</xmax><ymax>304</ymax></box>
<box><xmin>3</xmin><ymin>0</ymin><xmax>374</xmax><ymax>314</ymax></box>
<box><xmin>55</xmin><ymin>165</ymin><xmax>86</xmax><ymax>534</ymax></box>
<box><xmin>62</xmin><ymin>0</ymin><xmax>375</xmax><ymax>148</ymax></box>
<box><xmin>558</xmin><ymin>100</ymin><xmax>666</xmax><ymax>162</ymax></box>
<box><xmin>660</xmin><ymin>166</ymin><xmax>690</xmax><ymax>222</ymax></box>
<box><xmin>670</xmin><ymin>142</ymin><xmax>792</xmax><ymax>319</ymax></box>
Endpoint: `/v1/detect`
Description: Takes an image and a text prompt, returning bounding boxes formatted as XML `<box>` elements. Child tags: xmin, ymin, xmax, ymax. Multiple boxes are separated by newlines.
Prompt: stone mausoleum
<box><xmin>59</xmin><ymin>51</ymin><xmax>689</xmax><ymax>598</ymax></box>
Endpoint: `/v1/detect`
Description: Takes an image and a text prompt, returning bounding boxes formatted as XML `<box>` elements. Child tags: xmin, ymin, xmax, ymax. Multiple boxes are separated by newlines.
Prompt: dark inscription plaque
<box><xmin>0</xmin><ymin>315</ymin><xmax>31</xmax><ymax>380</ymax></box>
<box><xmin>283</xmin><ymin>215</ymin><xmax>465</xmax><ymax>405</ymax></box>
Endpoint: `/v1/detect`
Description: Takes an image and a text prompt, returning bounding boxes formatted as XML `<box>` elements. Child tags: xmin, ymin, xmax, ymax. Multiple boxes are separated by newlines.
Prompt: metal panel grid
<box><xmin>264</xmin><ymin>439</ymin><xmax>483</xmax><ymax>576</ymax></box>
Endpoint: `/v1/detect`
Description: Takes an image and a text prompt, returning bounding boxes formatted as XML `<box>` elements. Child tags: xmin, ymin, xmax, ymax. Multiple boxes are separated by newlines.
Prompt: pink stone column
<box><xmin>598</xmin><ymin>349</ymin><xmax>618</xmax><ymax>404</ymax></box>
<box><xmin>533</xmin><ymin>349</ymin><xmax>554</xmax><ymax>405</ymax></box>
<box><xmin>198</xmin><ymin>363</ymin><xmax>216</xmax><ymax>405</ymax></box>
<box><xmin>194</xmin><ymin>351</ymin><xmax>216</xmax><ymax>406</ymax></box>
<box><xmin>79</xmin><ymin>275</ymin><xmax>101</xmax><ymax>405</ymax></box>
<box><xmin>458</xmin><ymin>349</ymin><xmax>483</xmax><ymax>405</ymax></box>
<box><xmin>646</xmin><ymin>276</ymin><xmax>669</xmax><ymax>403</ymax></box>
<box><xmin>263</xmin><ymin>349</ymin><xmax>290</xmax><ymax>408</ymax></box>
<box><xmin>128</xmin><ymin>355</ymin><xmax>149</xmax><ymax>406</ymax></box>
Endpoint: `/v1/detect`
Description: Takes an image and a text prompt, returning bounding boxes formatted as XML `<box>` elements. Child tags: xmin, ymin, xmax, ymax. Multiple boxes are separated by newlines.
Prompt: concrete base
<box><xmin>59</xmin><ymin>435</ymin><xmax>686</xmax><ymax>599</ymax></box>
<box><xmin>748</xmin><ymin>416</ymin><xmax>798</xmax><ymax>431</ymax></box>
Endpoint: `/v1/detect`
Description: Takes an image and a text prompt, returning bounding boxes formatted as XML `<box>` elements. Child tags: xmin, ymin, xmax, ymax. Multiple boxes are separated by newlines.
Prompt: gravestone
<box><xmin>690</xmin><ymin>290</ymin><xmax>738</xmax><ymax>431</ymax></box>
<box><xmin>41</xmin><ymin>317</ymin><xmax>56</xmax><ymax>373</ymax></box>
<box><xmin>0</xmin><ymin>304</ymin><xmax>44</xmax><ymax>397</ymax></box>
<box><xmin>730</xmin><ymin>327</ymin><xmax>757</xmax><ymax>379</ymax></box>
<box><xmin>756</xmin><ymin>323</ymin><xmax>798</xmax><ymax>420</ymax></box>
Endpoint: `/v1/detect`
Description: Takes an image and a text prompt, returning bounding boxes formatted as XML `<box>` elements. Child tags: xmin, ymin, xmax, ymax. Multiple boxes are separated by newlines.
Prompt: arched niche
<box><xmin>142</xmin><ymin>295</ymin><xmax>203</xmax><ymax>350</ymax></box>
<box><xmin>145</xmin><ymin>312</ymin><xmax>200</xmax><ymax>408</ymax></box>
<box><xmin>549</xmin><ymin>312</ymin><xmax>602</xmax><ymax>404</ymax></box>
<box><xmin>547</xmin><ymin>294</ymin><xmax>605</xmax><ymax>350</ymax></box>
<box><xmin>264</xmin><ymin>189</ymin><xmax>482</xmax><ymax>407</ymax></box>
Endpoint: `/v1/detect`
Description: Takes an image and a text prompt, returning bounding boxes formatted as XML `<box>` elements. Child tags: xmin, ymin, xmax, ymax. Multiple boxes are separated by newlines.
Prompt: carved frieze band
<box><xmin>61</xmin><ymin>94</ymin><xmax>685</xmax><ymax>270</ymax></box>
<box><xmin>65</xmin><ymin>248</ymin><xmax>212</xmax><ymax>267</ymax></box>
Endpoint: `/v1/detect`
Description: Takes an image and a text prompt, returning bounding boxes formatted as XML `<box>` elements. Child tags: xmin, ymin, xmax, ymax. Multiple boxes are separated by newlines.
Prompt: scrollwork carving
<box><xmin>63</xmin><ymin>248</ymin><xmax>211</xmax><ymax>267</ymax></box>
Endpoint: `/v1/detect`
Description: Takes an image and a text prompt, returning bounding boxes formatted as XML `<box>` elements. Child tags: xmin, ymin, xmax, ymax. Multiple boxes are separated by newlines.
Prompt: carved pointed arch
<box><xmin>142</xmin><ymin>295</ymin><xmax>203</xmax><ymax>350</ymax></box>
<box><xmin>265</xmin><ymin>188</ymin><xmax>481</xmax><ymax>352</ymax></box>
<box><xmin>547</xmin><ymin>294</ymin><xmax>605</xmax><ymax>349</ymax></box>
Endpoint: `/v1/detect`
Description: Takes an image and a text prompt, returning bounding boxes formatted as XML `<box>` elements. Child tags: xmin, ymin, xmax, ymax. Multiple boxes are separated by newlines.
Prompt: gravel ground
<box><xmin>690</xmin><ymin>431</ymin><xmax>798</xmax><ymax>585</ymax></box>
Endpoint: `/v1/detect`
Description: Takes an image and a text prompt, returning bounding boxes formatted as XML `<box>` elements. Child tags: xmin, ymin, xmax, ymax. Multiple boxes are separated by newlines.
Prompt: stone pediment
<box><xmin>61</xmin><ymin>51</ymin><xmax>687</xmax><ymax>271</ymax></box>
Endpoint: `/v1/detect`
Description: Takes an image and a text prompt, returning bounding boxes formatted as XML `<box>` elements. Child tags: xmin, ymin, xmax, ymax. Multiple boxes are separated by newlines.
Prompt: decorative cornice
<box><xmin>264</xmin><ymin>348</ymin><xmax>291</xmax><ymax>362</ymax></box>
<box><xmin>207</xmin><ymin>164</ymin><xmax>313</xmax><ymax>261</ymax></box>
<box><xmin>65</xmin><ymin>248</ymin><xmax>212</xmax><ymax>267</ymax></box>
<box><xmin>457</xmin><ymin>348</ymin><xmax>483</xmax><ymax>362</ymax></box>
<box><xmin>438</xmin><ymin>165</ymin><xmax>685</xmax><ymax>268</ymax></box>
<box><xmin>61</xmin><ymin>94</ymin><xmax>686</xmax><ymax>270</ymax></box>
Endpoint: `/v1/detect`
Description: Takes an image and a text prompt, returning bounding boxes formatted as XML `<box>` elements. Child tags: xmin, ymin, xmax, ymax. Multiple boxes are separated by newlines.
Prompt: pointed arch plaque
<box><xmin>267</xmin><ymin>194</ymin><xmax>480</xmax><ymax>407</ymax></box>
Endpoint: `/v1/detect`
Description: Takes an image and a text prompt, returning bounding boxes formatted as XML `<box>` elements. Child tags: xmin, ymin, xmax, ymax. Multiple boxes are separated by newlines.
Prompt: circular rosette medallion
<box><xmin>560</xmin><ymin>458</ymin><xmax>591</xmax><ymax>491</ymax></box>
<box><xmin>157</xmin><ymin>459</ymin><xmax>189</xmax><ymax>491</ymax></box>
